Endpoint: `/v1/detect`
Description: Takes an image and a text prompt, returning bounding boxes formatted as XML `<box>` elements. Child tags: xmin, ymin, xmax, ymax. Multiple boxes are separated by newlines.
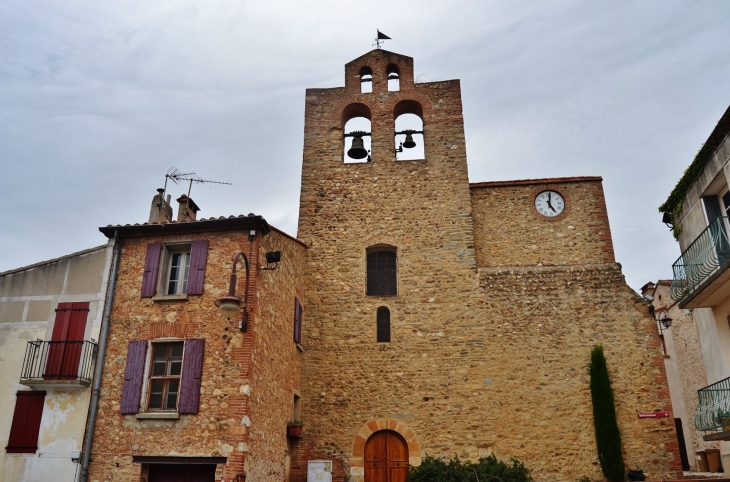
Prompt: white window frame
<box><xmin>157</xmin><ymin>243</ymin><xmax>192</xmax><ymax>297</ymax></box>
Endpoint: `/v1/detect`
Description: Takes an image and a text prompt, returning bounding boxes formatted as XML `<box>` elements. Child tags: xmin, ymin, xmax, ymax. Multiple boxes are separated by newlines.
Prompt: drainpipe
<box><xmin>80</xmin><ymin>230</ymin><xmax>121</xmax><ymax>482</ymax></box>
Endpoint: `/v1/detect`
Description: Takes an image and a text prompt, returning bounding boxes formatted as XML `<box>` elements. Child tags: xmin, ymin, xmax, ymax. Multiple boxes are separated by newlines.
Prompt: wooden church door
<box><xmin>364</xmin><ymin>430</ymin><xmax>408</xmax><ymax>482</ymax></box>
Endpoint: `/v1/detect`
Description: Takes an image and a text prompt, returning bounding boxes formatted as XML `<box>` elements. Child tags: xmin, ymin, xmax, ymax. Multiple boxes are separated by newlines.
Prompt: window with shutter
<box><xmin>294</xmin><ymin>298</ymin><xmax>303</xmax><ymax>344</ymax></box>
<box><xmin>6</xmin><ymin>391</ymin><xmax>46</xmax><ymax>453</ymax></box>
<box><xmin>141</xmin><ymin>243</ymin><xmax>163</xmax><ymax>298</ymax></box>
<box><xmin>178</xmin><ymin>338</ymin><xmax>205</xmax><ymax>414</ymax></box>
<box><xmin>149</xmin><ymin>241</ymin><xmax>209</xmax><ymax>298</ymax></box>
<box><xmin>120</xmin><ymin>340</ymin><xmax>148</xmax><ymax>414</ymax></box>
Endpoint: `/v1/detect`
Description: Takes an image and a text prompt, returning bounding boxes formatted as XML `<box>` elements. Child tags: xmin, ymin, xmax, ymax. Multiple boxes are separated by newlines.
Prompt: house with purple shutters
<box><xmin>84</xmin><ymin>191</ymin><xmax>306</xmax><ymax>482</ymax></box>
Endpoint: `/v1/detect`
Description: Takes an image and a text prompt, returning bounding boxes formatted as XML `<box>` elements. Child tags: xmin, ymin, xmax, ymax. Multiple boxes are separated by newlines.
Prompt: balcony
<box><xmin>670</xmin><ymin>216</ymin><xmax>730</xmax><ymax>308</ymax></box>
<box><xmin>19</xmin><ymin>340</ymin><xmax>98</xmax><ymax>390</ymax></box>
<box><xmin>695</xmin><ymin>376</ymin><xmax>730</xmax><ymax>441</ymax></box>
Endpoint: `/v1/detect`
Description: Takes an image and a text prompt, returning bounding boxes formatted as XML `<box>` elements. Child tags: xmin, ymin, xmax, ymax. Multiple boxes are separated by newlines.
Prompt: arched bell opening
<box><xmin>386</xmin><ymin>64</ymin><xmax>400</xmax><ymax>92</ymax></box>
<box><xmin>360</xmin><ymin>66</ymin><xmax>373</xmax><ymax>94</ymax></box>
<box><xmin>342</xmin><ymin>103</ymin><xmax>372</xmax><ymax>164</ymax></box>
<box><xmin>393</xmin><ymin>100</ymin><xmax>424</xmax><ymax>161</ymax></box>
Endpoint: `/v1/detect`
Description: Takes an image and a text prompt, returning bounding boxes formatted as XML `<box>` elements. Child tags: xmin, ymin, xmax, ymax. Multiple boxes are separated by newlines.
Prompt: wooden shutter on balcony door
<box><xmin>141</xmin><ymin>243</ymin><xmax>162</xmax><ymax>298</ymax></box>
<box><xmin>186</xmin><ymin>240</ymin><xmax>208</xmax><ymax>295</ymax></box>
<box><xmin>178</xmin><ymin>338</ymin><xmax>205</xmax><ymax>414</ymax></box>
<box><xmin>120</xmin><ymin>340</ymin><xmax>148</xmax><ymax>414</ymax></box>
<box><xmin>6</xmin><ymin>391</ymin><xmax>46</xmax><ymax>453</ymax></box>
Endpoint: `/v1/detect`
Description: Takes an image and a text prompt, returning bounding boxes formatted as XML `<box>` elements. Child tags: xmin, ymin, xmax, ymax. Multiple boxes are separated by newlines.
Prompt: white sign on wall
<box><xmin>307</xmin><ymin>460</ymin><xmax>332</xmax><ymax>482</ymax></box>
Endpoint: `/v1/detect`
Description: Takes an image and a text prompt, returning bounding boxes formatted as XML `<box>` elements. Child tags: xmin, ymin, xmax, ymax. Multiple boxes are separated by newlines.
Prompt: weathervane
<box><xmin>373</xmin><ymin>30</ymin><xmax>391</xmax><ymax>49</ymax></box>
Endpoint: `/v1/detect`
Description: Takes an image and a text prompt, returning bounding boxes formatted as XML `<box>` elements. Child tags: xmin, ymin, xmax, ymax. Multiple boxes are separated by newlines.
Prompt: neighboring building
<box><xmin>660</xmin><ymin>104</ymin><xmax>730</xmax><ymax>468</ymax></box>
<box><xmin>86</xmin><ymin>193</ymin><xmax>306</xmax><ymax>482</ymax></box>
<box><xmin>641</xmin><ymin>280</ymin><xmax>718</xmax><ymax>472</ymax></box>
<box><xmin>0</xmin><ymin>244</ymin><xmax>113</xmax><ymax>481</ymax></box>
<box><xmin>80</xmin><ymin>48</ymin><xmax>683</xmax><ymax>482</ymax></box>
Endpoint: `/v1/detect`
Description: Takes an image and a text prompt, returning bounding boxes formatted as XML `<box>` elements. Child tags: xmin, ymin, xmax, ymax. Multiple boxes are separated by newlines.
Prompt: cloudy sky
<box><xmin>1</xmin><ymin>1</ymin><xmax>729</xmax><ymax>291</ymax></box>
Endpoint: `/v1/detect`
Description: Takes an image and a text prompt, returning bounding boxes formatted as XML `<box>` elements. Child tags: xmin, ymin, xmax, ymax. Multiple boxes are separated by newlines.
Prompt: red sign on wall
<box><xmin>638</xmin><ymin>412</ymin><xmax>669</xmax><ymax>418</ymax></box>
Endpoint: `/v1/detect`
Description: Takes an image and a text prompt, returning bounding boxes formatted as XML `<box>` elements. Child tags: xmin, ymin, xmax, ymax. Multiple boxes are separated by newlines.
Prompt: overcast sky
<box><xmin>1</xmin><ymin>1</ymin><xmax>729</xmax><ymax>291</ymax></box>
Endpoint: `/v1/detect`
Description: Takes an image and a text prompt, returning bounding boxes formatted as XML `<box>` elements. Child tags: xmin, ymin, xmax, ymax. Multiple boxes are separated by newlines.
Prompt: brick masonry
<box><xmin>293</xmin><ymin>49</ymin><xmax>680</xmax><ymax>482</ymax></box>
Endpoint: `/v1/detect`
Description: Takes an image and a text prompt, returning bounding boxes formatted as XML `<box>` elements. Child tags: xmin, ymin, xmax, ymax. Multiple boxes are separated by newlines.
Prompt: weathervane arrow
<box><xmin>374</xmin><ymin>30</ymin><xmax>391</xmax><ymax>49</ymax></box>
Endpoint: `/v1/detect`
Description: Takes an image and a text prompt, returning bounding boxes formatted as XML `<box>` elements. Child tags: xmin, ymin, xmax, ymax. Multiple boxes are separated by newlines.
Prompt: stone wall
<box><xmin>87</xmin><ymin>224</ymin><xmax>304</xmax><ymax>482</ymax></box>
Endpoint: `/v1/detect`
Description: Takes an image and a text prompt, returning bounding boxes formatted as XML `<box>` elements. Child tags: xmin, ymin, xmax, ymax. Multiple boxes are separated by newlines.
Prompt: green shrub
<box><xmin>407</xmin><ymin>455</ymin><xmax>531</xmax><ymax>482</ymax></box>
<box><xmin>589</xmin><ymin>345</ymin><xmax>625</xmax><ymax>482</ymax></box>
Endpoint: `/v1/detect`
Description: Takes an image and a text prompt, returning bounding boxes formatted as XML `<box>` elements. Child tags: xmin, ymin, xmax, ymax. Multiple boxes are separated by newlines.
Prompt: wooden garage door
<box><xmin>148</xmin><ymin>464</ymin><xmax>216</xmax><ymax>482</ymax></box>
<box><xmin>364</xmin><ymin>430</ymin><xmax>408</xmax><ymax>482</ymax></box>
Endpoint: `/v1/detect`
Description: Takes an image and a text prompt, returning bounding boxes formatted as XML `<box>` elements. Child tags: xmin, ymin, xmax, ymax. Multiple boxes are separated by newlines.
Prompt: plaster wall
<box><xmin>0</xmin><ymin>244</ymin><xmax>112</xmax><ymax>482</ymax></box>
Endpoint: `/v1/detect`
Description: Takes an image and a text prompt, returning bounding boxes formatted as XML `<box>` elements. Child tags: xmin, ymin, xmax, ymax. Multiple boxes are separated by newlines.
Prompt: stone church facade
<box><xmin>290</xmin><ymin>49</ymin><xmax>681</xmax><ymax>482</ymax></box>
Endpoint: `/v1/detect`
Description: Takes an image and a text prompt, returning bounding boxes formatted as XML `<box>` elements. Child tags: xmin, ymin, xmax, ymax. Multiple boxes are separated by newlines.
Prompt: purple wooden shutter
<box><xmin>6</xmin><ymin>391</ymin><xmax>46</xmax><ymax>453</ymax></box>
<box><xmin>186</xmin><ymin>240</ymin><xmax>208</xmax><ymax>295</ymax></box>
<box><xmin>178</xmin><ymin>339</ymin><xmax>205</xmax><ymax>414</ymax></box>
<box><xmin>120</xmin><ymin>340</ymin><xmax>148</xmax><ymax>414</ymax></box>
<box><xmin>141</xmin><ymin>243</ymin><xmax>162</xmax><ymax>298</ymax></box>
<box><xmin>294</xmin><ymin>298</ymin><xmax>302</xmax><ymax>344</ymax></box>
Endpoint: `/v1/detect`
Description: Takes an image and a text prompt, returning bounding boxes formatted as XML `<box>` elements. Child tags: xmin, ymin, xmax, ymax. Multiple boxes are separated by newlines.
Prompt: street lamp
<box><xmin>215</xmin><ymin>251</ymin><xmax>251</xmax><ymax>331</ymax></box>
<box><xmin>648</xmin><ymin>304</ymin><xmax>673</xmax><ymax>334</ymax></box>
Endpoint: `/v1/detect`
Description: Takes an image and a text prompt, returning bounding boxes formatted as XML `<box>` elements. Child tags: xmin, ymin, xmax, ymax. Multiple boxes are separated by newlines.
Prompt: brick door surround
<box><xmin>350</xmin><ymin>418</ymin><xmax>421</xmax><ymax>480</ymax></box>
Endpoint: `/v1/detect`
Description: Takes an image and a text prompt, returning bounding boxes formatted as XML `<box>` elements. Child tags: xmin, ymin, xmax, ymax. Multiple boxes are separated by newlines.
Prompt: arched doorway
<box><xmin>364</xmin><ymin>430</ymin><xmax>408</xmax><ymax>482</ymax></box>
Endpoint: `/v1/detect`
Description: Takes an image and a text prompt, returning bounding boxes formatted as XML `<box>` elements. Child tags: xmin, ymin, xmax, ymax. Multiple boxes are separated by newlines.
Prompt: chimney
<box><xmin>176</xmin><ymin>195</ymin><xmax>200</xmax><ymax>222</ymax></box>
<box><xmin>640</xmin><ymin>281</ymin><xmax>655</xmax><ymax>299</ymax></box>
<box><xmin>149</xmin><ymin>189</ymin><xmax>173</xmax><ymax>224</ymax></box>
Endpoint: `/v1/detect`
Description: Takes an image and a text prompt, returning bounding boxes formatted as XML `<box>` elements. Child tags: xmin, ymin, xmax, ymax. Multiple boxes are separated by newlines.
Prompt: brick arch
<box><xmin>384</xmin><ymin>91</ymin><xmax>434</xmax><ymax>120</ymax></box>
<box><xmin>351</xmin><ymin>418</ymin><xmax>422</xmax><ymax>468</ymax></box>
<box><xmin>332</xmin><ymin>96</ymin><xmax>378</xmax><ymax>127</ymax></box>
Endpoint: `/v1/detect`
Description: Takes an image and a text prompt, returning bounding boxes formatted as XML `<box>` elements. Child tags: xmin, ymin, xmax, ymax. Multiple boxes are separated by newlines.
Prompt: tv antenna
<box><xmin>162</xmin><ymin>166</ymin><xmax>232</xmax><ymax>200</ymax></box>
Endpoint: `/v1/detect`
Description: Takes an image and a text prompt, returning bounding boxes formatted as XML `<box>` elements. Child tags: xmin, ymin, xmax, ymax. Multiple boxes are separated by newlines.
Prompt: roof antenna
<box><xmin>373</xmin><ymin>30</ymin><xmax>391</xmax><ymax>49</ymax></box>
<box><xmin>161</xmin><ymin>166</ymin><xmax>232</xmax><ymax>216</ymax></box>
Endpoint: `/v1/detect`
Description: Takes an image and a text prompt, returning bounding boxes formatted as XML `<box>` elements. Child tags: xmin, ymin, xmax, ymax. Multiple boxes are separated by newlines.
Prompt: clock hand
<box><xmin>546</xmin><ymin>193</ymin><xmax>556</xmax><ymax>212</ymax></box>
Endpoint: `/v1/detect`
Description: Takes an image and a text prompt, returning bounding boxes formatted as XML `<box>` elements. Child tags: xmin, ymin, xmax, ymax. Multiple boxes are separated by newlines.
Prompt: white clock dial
<box><xmin>534</xmin><ymin>190</ymin><xmax>565</xmax><ymax>217</ymax></box>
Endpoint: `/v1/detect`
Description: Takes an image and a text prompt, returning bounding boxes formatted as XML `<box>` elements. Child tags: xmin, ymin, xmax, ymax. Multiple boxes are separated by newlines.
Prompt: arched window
<box><xmin>386</xmin><ymin>64</ymin><xmax>400</xmax><ymax>92</ymax></box>
<box><xmin>342</xmin><ymin>103</ymin><xmax>372</xmax><ymax>164</ymax></box>
<box><xmin>394</xmin><ymin>100</ymin><xmax>424</xmax><ymax>161</ymax></box>
<box><xmin>366</xmin><ymin>247</ymin><xmax>397</xmax><ymax>296</ymax></box>
<box><xmin>377</xmin><ymin>307</ymin><xmax>391</xmax><ymax>342</ymax></box>
<box><xmin>359</xmin><ymin>66</ymin><xmax>373</xmax><ymax>94</ymax></box>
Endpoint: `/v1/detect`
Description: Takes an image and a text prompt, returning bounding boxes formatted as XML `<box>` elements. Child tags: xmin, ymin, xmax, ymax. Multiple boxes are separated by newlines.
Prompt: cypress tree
<box><xmin>589</xmin><ymin>345</ymin><xmax>625</xmax><ymax>482</ymax></box>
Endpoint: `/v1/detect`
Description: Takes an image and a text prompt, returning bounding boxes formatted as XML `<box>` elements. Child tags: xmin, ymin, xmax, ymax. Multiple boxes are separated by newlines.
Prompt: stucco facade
<box><xmin>0</xmin><ymin>244</ymin><xmax>113</xmax><ymax>482</ymax></box>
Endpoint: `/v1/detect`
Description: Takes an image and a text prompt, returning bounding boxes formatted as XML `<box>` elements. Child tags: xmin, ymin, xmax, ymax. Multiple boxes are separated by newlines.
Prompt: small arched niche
<box><xmin>386</xmin><ymin>64</ymin><xmax>400</xmax><ymax>92</ymax></box>
<box><xmin>342</xmin><ymin>103</ymin><xmax>372</xmax><ymax>164</ymax></box>
<box><xmin>394</xmin><ymin>100</ymin><xmax>424</xmax><ymax>161</ymax></box>
<box><xmin>359</xmin><ymin>66</ymin><xmax>373</xmax><ymax>94</ymax></box>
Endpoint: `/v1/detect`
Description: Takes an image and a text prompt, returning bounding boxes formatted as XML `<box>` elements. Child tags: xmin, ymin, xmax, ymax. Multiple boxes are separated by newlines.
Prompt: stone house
<box><xmin>660</xmin><ymin>103</ymin><xmax>730</xmax><ymax>469</ymax></box>
<box><xmin>640</xmin><ymin>280</ymin><xmax>718</xmax><ymax>472</ymax></box>
<box><xmin>73</xmin><ymin>48</ymin><xmax>683</xmax><ymax>482</ymax></box>
<box><xmin>0</xmin><ymin>244</ymin><xmax>114</xmax><ymax>481</ymax></box>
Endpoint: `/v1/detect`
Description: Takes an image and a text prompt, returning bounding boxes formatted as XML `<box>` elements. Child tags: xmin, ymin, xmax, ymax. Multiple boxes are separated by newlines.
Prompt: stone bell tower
<box><xmin>294</xmin><ymin>49</ymin><xmax>484</xmax><ymax>481</ymax></box>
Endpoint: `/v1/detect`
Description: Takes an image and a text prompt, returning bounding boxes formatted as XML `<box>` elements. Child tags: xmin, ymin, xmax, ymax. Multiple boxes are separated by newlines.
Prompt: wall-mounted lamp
<box><xmin>662</xmin><ymin>212</ymin><xmax>674</xmax><ymax>231</ymax></box>
<box><xmin>648</xmin><ymin>304</ymin><xmax>673</xmax><ymax>334</ymax></box>
<box><xmin>260</xmin><ymin>251</ymin><xmax>281</xmax><ymax>270</ymax></box>
<box><xmin>215</xmin><ymin>252</ymin><xmax>251</xmax><ymax>331</ymax></box>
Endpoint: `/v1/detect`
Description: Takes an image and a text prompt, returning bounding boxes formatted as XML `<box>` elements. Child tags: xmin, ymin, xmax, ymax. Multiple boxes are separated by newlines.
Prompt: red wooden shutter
<box><xmin>141</xmin><ymin>243</ymin><xmax>162</xmax><ymax>298</ymax></box>
<box><xmin>186</xmin><ymin>240</ymin><xmax>209</xmax><ymax>295</ymax></box>
<box><xmin>294</xmin><ymin>298</ymin><xmax>302</xmax><ymax>344</ymax></box>
<box><xmin>120</xmin><ymin>340</ymin><xmax>148</xmax><ymax>414</ymax></box>
<box><xmin>46</xmin><ymin>304</ymin><xmax>73</xmax><ymax>378</ymax></box>
<box><xmin>6</xmin><ymin>391</ymin><xmax>46</xmax><ymax>453</ymax></box>
<box><xmin>178</xmin><ymin>339</ymin><xmax>205</xmax><ymax>414</ymax></box>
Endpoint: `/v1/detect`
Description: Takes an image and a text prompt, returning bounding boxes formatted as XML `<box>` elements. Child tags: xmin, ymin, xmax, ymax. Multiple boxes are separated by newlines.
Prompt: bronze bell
<box><xmin>402</xmin><ymin>131</ymin><xmax>416</xmax><ymax>149</ymax></box>
<box><xmin>347</xmin><ymin>135</ymin><xmax>368</xmax><ymax>159</ymax></box>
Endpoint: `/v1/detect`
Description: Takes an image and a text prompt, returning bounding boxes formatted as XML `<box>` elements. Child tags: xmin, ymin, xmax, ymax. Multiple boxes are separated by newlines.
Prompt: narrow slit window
<box><xmin>377</xmin><ymin>307</ymin><xmax>391</xmax><ymax>343</ymax></box>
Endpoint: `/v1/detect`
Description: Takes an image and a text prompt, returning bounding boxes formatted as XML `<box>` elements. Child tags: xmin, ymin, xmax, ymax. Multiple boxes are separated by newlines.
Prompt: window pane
<box><xmin>169</xmin><ymin>361</ymin><xmax>182</xmax><ymax>376</ymax></box>
<box><xmin>182</xmin><ymin>253</ymin><xmax>191</xmax><ymax>294</ymax></box>
<box><xmin>168</xmin><ymin>253</ymin><xmax>181</xmax><ymax>295</ymax></box>
<box><xmin>152</xmin><ymin>361</ymin><xmax>167</xmax><ymax>376</ymax></box>
<box><xmin>170</xmin><ymin>343</ymin><xmax>184</xmax><ymax>358</ymax></box>
<box><xmin>153</xmin><ymin>344</ymin><xmax>167</xmax><ymax>359</ymax></box>
<box><xmin>166</xmin><ymin>380</ymin><xmax>179</xmax><ymax>410</ymax></box>
<box><xmin>149</xmin><ymin>380</ymin><xmax>164</xmax><ymax>409</ymax></box>
<box><xmin>367</xmin><ymin>250</ymin><xmax>397</xmax><ymax>296</ymax></box>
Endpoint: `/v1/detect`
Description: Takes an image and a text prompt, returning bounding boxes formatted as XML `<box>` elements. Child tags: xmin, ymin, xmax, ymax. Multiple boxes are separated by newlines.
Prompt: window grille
<box><xmin>367</xmin><ymin>249</ymin><xmax>397</xmax><ymax>296</ymax></box>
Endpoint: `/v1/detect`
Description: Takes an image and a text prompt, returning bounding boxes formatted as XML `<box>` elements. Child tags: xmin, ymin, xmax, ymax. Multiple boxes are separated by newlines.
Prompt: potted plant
<box><xmin>287</xmin><ymin>420</ymin><xmax>303</xmax><ymax>438</ymax></box>
<box><xmin>719</xmin><ymin>410</ymin><xmax>730</xmax><ymax>431</ymax></box>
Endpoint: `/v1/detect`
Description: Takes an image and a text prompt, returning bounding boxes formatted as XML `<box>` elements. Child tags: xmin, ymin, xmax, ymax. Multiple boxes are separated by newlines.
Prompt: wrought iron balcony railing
<box><xmin>20</xmin><ymin>340</ymin><xmax>97</xmax><ymax>386</ymax></box>
<box><xmin>695</xmin><ymin>376</ymin><xmax>730</xmax><ymax>432</ymax></box>
<box><xmin>671</xmin><ymin>216</ymin><xmax>730</xmax><ymax>302</ymax></box>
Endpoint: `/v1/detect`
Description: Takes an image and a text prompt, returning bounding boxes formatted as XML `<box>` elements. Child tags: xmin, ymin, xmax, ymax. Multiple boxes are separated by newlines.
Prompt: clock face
<box><xmin>534</xmin><ymin>190</ymin><xmax>565</xmax><ymax>217</ymax></box>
